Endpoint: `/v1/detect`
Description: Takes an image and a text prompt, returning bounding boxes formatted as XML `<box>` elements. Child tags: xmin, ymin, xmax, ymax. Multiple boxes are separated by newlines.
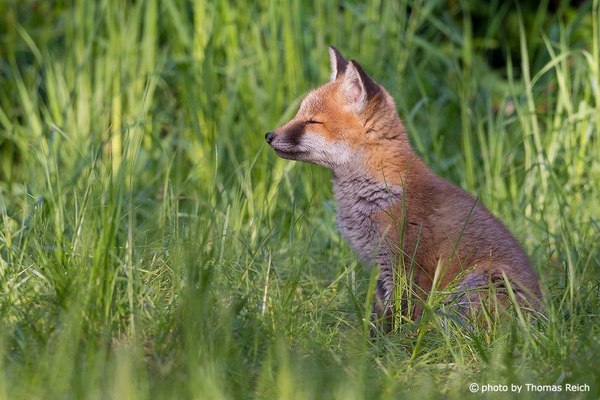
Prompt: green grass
<box><xmin>1</xmin><ymin>0</ymin><xmax>599</xmax><ymax>399</ymax></box>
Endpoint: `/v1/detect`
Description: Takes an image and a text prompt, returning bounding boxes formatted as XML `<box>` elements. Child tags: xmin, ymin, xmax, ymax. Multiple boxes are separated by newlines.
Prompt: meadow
<box><xmin>0</xmin><ymin>0</ymin><xmax>599</xmax><ymax>398</ymax></box>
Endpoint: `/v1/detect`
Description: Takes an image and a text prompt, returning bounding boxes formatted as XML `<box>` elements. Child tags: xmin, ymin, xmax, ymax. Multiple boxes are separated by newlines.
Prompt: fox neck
<box><xmin>332</xmin><ymin>137</ymin><xmax>417</xmax><ymax>187</ymax></box>
<box><xmin>330</xmin><ymin>116</ymin><xmax>414</xmax><ymax>207</ymax></box>
<box><xmin>330</xmin><ymin>119</ymin><xmax>417</xmax><ymax>265</ymax></box>
<box><xmin>332</xmin><ymin>163</ymin><xmax>404</xmax><ymax>213</ymax></box>
<box><xmin>333</xmin><ymin>111</ymin><xmax>416</xmax><ymax>183</ymax></box>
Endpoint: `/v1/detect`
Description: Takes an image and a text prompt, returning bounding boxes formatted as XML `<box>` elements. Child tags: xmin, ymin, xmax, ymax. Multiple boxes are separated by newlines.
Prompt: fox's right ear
<box><xmin>329</xmin><ymin>46</ymin><xmax>348</xmax><ymax>81</ymax></box>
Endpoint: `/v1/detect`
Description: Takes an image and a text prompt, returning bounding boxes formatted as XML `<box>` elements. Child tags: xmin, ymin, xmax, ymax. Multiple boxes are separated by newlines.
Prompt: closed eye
<box><xmin>305</xmin><ymin>119</ymin><xmax>323</xmax><ymax>125</ymax></box>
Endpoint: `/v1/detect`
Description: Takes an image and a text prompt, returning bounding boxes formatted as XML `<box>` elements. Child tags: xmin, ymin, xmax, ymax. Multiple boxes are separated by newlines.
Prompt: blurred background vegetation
<box><xmin>0</xmin><ymin>0</ymin><xmax>598</xmax><ymax>399</ymax></box>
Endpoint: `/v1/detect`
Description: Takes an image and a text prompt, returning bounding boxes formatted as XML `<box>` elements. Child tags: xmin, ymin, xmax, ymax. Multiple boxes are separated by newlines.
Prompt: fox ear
<box><xmin>329</xmin><ymin>45</ymin><xmax>348</xmax><ymax>81</ymax></box>
<box><xmin>341</xmin><ymin>60</ymin><xmax>380</xmax><ymax>113</ymax></box>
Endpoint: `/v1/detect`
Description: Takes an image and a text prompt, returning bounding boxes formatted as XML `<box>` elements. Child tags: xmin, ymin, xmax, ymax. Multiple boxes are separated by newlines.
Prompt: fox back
<box><xmin>265</xmin><ymin>46</ymin><xmax>542</xmax><ymax>331</ymax></box>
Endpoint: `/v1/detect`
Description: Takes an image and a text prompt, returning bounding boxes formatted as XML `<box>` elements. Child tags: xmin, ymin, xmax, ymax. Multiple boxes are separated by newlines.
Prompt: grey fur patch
<box><xmin>332</xmin><ymin>164</ymin><xmax>403</xmax><ymax>307</ymax></box>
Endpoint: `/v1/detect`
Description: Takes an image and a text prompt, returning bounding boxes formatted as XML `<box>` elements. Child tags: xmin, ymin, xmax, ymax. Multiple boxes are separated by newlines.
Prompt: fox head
<box><xmin>265</xmin><ymin>46</ymin><xmax>409</xmax><ymax>173</ymax></box>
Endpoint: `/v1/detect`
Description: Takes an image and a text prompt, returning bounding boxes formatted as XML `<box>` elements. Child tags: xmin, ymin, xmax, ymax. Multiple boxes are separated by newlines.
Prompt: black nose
<box><xmin>265</xmin><ymin>131</ymin><xmax>274</xmax><ymax>144</ymax></box>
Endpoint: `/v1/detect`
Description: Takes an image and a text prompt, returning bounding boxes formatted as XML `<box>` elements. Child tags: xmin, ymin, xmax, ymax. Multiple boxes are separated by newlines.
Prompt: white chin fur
<box><xmin>294</xmin><ymin>132</ymin><xmax>353</xmax><ymax>169</ymax></box>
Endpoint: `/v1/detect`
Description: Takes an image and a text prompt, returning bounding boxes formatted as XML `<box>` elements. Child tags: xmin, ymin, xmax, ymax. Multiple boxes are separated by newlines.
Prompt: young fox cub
<box><xmin>265</xmin><ymin>46</ymin><xmax>542</xmax><ymax>330</ymax></box>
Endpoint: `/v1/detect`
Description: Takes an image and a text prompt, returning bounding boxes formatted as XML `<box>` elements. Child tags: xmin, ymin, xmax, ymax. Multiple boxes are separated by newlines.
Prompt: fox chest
<box><xmin>333</xmin><ymin>176</ymin><xmax>402</xmax><ymax>266</ymax></box>
<box><xmin>336</xmin><ymin>208</ymin><xmax>386</xmax><ymax>265</ymax></box>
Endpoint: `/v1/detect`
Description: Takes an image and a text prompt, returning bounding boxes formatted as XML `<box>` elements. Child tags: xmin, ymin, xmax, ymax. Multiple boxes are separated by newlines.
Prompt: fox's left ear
<box><xmin>329</xmin><ymin>46</ymin><xmax>348</xmax><ymax>81</ymax></box>
<box><xmin>341</xmin><ymin>61</ymin><xmax>380</xmax><ymax>113</ymax></box>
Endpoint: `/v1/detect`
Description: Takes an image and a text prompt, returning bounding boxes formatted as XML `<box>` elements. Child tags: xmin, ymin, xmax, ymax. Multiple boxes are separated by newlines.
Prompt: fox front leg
<box><xmin>370</xmin><ymin>279</ymin><xmax>394</xmax><ymax>335</ymax></box>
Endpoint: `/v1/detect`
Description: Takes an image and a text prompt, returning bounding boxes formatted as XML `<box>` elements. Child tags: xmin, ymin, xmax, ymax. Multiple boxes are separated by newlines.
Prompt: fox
<box><xmin>265</xmin><ymin>46</ymin><xmax>543</xmax><ymax>332</ymax></box>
